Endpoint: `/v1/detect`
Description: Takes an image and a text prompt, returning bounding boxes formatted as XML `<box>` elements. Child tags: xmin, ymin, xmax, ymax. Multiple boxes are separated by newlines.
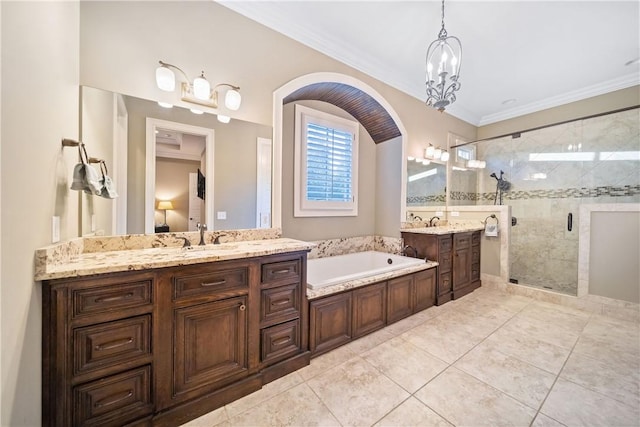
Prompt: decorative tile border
<box><xmin>439</xmin><ymin>185</ymin><xmax>640</xmax><ymax>203</ymax></box>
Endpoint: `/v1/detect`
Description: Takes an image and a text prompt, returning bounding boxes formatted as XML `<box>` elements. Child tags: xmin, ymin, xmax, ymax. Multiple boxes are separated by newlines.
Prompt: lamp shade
<box><xmin>193</xmin><ymin>72</ymin><xmax>211</xmax><ymax>100</ymax></box>
<box><xmin>225</xmin><ymin>89</ymin><xmax>242</xmax><ymax>110</ymax></box>
<box><xmin>156</xmin><ymin>65</ymin><xmax>175</xmax><ymax>92</ymax></box>
<box><xmin>157</xmin><ymin>200</ymin><xmax>174</xmax><ymax>210</ymax></box>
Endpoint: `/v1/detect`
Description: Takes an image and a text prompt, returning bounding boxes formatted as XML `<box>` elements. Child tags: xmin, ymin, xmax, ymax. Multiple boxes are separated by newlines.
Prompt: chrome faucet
<box><xmin>176</xmin><ymin>236</ymin><xmax>191</xmax><ymax>248</ymax></box>
<box><xmin>196</xmin><ymin>223</ymin><xmax>207</xmax><ymax>246</ymax></box>
<box><xmin>429</xmin><ymin>216</ymin><xmax>440</xmax><ymax>227</ymax></box>
<box><xmin>213</xmin><ymin>233</ymin><xmax>226</xmax><ymax>245</ymax></box>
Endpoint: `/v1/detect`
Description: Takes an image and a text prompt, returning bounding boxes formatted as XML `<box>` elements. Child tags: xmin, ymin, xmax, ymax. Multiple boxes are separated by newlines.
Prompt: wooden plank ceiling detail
<box><xmin>283</xmin><ymin>82</ymin><xmax>401</xmax><ymax>144</ymax></box>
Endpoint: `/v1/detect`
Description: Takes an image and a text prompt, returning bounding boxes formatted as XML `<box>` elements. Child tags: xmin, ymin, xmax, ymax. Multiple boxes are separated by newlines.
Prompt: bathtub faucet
<box><xmin>402</xmin><ymin>245</ymin><xmax>418</xmax><ymax>258</ymax></box>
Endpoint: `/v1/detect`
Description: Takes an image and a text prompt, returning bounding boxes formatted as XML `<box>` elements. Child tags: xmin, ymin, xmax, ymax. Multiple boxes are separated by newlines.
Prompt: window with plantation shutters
<box><xmin>294</xmin><ymin>104</ymin><xmax>359</xmax><ymax>217</ymax></box>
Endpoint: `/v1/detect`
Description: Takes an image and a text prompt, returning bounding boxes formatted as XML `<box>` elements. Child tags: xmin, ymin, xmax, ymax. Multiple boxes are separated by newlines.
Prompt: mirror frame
<box><xmin>145</xmin><ymin>117</ymin><xmax>215</xmax><ymax>233</ymax></box>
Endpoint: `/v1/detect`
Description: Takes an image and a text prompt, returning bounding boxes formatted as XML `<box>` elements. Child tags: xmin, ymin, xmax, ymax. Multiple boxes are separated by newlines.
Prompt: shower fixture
<box><xmin>490</xmin><ymin>170</ymin><xmax>511</xmax><ymax>205</ymax></box>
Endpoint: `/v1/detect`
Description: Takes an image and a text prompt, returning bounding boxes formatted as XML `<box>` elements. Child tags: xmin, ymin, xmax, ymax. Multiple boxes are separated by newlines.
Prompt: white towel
<box><xmin>485</xmin><ymin>223</ymin><xmax>499</xmax><ymax>237</ymax></box>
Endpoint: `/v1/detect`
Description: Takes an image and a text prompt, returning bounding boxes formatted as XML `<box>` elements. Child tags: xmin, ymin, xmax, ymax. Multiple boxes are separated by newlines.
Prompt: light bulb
<box><xmin>193</xmin><ymin>72</ymin><xmax>211</xmax><ymax>100</ymax></box>
<box><xmin>224</xmin><ymin>89</ymin><xmax>242</xmax><ymax>111</ymax></box>
<box><xmin>155</xmin><ymin>65</ymin><xmax>175</xmax><ymax>92</ymax></box>
<box><xmin>217</xmin><ymin>114</ymin><xmax>231</xmax><ymax>123</ymax></box>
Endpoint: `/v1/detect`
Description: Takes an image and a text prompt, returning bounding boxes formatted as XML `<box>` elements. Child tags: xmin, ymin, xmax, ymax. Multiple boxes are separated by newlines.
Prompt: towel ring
<box><xmin>61</xmin><ymin>138</ymin><xmax>81</xmax><ymax>147</ymax></box>
<box><xmin>484</xmin><ymin>214</ymin><xmax>499</xmax><ymax>225</ymax></box>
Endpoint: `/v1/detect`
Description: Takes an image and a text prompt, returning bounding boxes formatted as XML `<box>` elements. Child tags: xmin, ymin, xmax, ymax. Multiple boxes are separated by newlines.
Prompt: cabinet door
<box><xmin>309</xmin><ymin>293</ymin><xmax>352</xmax><ymax>356</ymax></box>
<box><xmin>387</xmin><ymin>276</ymin><xmax>413</xmax><ymax>324</ymax></box>
<box><xmin>352</xmin><ymin>282</ymin><xmax>387</xmax><ymax>338</ymax></box>
<box><xmin>414</xmin><ymin>269</ymin><xmax>436</xmax><ymax>312</ymax></box>
<box><xmin>173</xmin><ymin>296</ymin><xmax>248</xmax><ymax>400</ymax></box>
<box><xmin>453</xmin><ymin>233</ymin><xmax>472</xmax><ymax>291</ymax></box>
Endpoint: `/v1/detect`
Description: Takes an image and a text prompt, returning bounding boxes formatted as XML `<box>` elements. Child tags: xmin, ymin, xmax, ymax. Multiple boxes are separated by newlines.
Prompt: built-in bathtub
<box><xmin>307</xmin><ymin>251</ymin><xmax>427</xmax><ymax>290</ymax></box>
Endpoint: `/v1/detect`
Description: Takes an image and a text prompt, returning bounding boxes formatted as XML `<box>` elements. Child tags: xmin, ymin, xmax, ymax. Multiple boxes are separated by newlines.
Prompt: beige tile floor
<box><xmin>182</xmin><ymin>287</ymin><xmax>640</xmax><ymax>427</ymax></box>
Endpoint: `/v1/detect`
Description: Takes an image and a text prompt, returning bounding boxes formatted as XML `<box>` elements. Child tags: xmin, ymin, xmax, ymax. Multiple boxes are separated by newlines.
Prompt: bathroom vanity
<box><xmin>401</xmin><ymin>227</ymin><xmax>483</xmax><ymax>304</ymax></box>
<box><xmin>37</xmin><ymin>238</ymin><xmax>313</xmax><ymax>427</ymax></box>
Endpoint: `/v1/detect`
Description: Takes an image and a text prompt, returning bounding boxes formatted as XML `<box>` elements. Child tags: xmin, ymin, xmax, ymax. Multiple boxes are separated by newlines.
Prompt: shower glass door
<box><xmin>477</xmin><ymin>108</ymin><xmax>639</xmax><ymax>296</ymax></box>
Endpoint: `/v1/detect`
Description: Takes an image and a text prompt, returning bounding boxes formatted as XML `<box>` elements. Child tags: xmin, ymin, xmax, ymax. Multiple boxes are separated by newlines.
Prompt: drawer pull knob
<box><xmin>95</xmin><ymin>292</ymin><xmax>134</xmax><ymax>303</ymax></box>
<box><xmin>94</xmin><ymin>390</ymin><xmax>133</xmax><ymax>408</ymax></box>
<box><xmin>239</xmin><ymin>304</ymin><xmax>246</xmax><ymax>311</ymax></box>
<box><xmin>273</xmin><ymin>268</ymin><xmax>291</xmax><ymax>274</ymax></box>
<box><xmin>273</xmin><ymin>336</ymin><xmax>292</xmax><ymax>346</ymax></box>
<box><xmin>95</xmin><ymin>337</ymin><xmax>134</xmax><ymax>351</ymax></box>
<box><xmin>201</xmin><ymin>279</ymin><xmax>226</xmax><ymax>287</ymax></box>
<box><xmin>272</xmin><ymin>298</ymin><xmax>290</xmax><ymax>306</ymax></box>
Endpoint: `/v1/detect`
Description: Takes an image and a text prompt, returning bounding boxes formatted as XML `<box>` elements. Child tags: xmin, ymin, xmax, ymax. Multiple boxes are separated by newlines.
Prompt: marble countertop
<box><xmin>36</xmin><ymin>238</ymin><xmax>316</xmax><ymax>281</ymax></box>
<box><xmin>307</xmin><ymin>260</ymin><xmax>439</xmax><ymax>300</ymax></box>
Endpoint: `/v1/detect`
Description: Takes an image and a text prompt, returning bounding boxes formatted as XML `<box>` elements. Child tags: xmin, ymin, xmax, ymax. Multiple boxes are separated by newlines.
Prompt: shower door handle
<box><xmin>567</xmin><ymin>213</ymin><xmax>573</xmax><ymax>232</ymax></box>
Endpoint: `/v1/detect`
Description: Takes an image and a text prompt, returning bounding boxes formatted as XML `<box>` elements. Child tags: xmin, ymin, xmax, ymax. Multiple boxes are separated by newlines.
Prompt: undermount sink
<box><xmin>180</xmin><ymin>244</ymin><xmax>238</xmax><ymax>252</ymax></box>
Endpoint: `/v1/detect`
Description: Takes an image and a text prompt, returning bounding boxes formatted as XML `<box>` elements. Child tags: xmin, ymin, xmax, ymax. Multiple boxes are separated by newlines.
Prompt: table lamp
<box><xmin>157</xmin><ymin>200</ymin><xmax>174</xmax><ymax>225</ymax></box>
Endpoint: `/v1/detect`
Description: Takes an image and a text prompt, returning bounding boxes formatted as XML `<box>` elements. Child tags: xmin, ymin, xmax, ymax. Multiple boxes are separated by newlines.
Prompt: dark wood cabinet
<box><xmin>42</xmin><ymin>251</ymin><xmax>309</xmax><ymax>427</ymax></box>
<box><xmin>387</xmin><ymin>275</ymin><xmax>414</xmax><ymax>323</ymax></box>
<box><xmin>401</xmin><ymin>230</ymin><xmax>481</xmax><ymax>305</ymax></box>
<box><xmin>309</xmin><ymin>267</ymin><xmax>436</xmax><ymax>357</ymax></box>
<box><xmin>309</xmin><ymin>292</ymin><xmax>352</xmax><ymax>355</ymax></box>
<box><xmin>353</xmin><ymin>282</ymin><xmax>387</xmax><ymax>338</ymax></box>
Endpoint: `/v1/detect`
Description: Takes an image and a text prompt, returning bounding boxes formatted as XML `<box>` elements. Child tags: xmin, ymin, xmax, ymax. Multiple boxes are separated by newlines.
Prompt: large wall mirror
<box><xmin>406</xmin><ymin>160</ymin><xmax>447</xmax><ymax>209</ymax></box>
<box><xmin>80</xmin><ymin>86</ymin><xmax>273</xmax><ymax>236</ymax></box>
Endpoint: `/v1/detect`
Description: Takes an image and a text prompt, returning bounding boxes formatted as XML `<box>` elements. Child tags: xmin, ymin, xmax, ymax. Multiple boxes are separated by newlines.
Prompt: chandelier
<box><xmin>425</xmin><ymin>0</ymin><xmax>462</xmax><ymax>112</ymax></box>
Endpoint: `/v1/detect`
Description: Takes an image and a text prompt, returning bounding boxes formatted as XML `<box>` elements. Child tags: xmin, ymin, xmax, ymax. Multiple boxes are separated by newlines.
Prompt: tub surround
<box><xmin>308</xmin><ymin>235</ymin><xmax>403</xmax><ymax>259</ymax></box>
<box><xmin>307</xmin><ymin>259</ymin><xmax>438</xmax><ymax>300</ymax></box>
<box><xmin>35</xmin><ymin>228</ymin><xmax>314</xmax><ymax>281</ymax></box>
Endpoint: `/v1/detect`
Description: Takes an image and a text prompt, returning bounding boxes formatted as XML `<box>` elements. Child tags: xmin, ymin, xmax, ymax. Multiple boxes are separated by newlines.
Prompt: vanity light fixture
<box><xmin>425</xmin><ymin>0</ymin><xmax>462</xmax><ymax>112</ymax></box>
<box><xmin>466</xmin><ymin>159</ymin><xmax>486</xmax><ymax>169</ymax></box>
<box><xmin>190</xmin><ymin>109</ymin><xmax>204</xmax><ymax>115</ymax></box>
<box><xmin>424</xmin><ymin>144</ymin><xmax>449</xmax><ymax>161</ymax></box>
<box><xmin>157</xmin><ymin>101</ymin><xmax>173</xmax><ymax>109</ymax></box>
<box><xmin>217</xmin><ymin>114</ymin><xmax>231</xmax><ymax>124</ymax></box>
<box><xmin>155</xmin><ymin>60</ymin><xmax>242</xmax><ymax>114</ymax></box>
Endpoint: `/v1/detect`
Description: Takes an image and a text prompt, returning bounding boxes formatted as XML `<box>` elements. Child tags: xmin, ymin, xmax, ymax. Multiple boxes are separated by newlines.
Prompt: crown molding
<box><xmin>477</xmin><ymin>73</ymin><xmax>640</xmax><ymax>127</ymax></box>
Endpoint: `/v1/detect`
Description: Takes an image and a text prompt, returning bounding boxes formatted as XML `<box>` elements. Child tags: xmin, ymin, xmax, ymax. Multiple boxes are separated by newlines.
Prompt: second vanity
<box><xmin>401</xmin><ymin>224</ymin><xmax>484</xmax><ymax>305</ymax></box>
<box><xmin>37</xmin><ymin>236</ymin><xmax>314</xmax><ymax>427</ymax></box>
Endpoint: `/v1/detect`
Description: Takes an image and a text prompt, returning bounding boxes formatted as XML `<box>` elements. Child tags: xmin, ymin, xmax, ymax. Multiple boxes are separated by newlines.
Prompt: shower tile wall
<box><xmin>476</xmin><ymin>109</ymin><xmax>640</xmax><ymax>295</ymax></box>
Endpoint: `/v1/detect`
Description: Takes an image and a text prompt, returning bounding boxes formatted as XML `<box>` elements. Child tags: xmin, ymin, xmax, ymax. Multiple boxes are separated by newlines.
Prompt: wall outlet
<box><xmin>451</xmin><ymin>211</ymin><xmax>460</xmax><ymax>217</ymax></box>
<box><xmin>217</xmin><ymin>211</ymin><xmax>227</xmax><ymax>220</ymax></box>
<box><xmin>52</xmin><ymin>216</ymin><xmax>60</xmax><ymax>243</ymax></box>
<box><xmin>435</xmin><ymin>211</ymin><xmax>444</xmax><ymax>216</ymax></box>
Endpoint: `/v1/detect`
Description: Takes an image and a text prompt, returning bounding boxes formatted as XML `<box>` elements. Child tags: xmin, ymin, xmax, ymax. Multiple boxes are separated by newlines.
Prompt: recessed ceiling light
<box><xmin>501</xmin><ymin>98</ymin><xmax>517</xmax><ymax>105</ymax></box>
<box><xmin>624</xmin><ymin>57</ymin><xmax>640</xmax><ymax>66</ymax></box>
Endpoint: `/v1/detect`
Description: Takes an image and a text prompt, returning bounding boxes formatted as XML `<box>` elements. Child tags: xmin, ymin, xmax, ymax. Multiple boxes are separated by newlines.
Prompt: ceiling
<box><xmin>219</xmin><ymin>1</ymin><xmax>640</xmax><ymax>126</ymax></box>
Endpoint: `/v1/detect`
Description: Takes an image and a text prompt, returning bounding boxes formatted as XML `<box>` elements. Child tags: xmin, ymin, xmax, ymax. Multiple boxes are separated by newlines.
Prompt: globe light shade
<box><xmin>225</xmin><ymin>89</ymin><xmax>242</xmax><ymax>111</ymax></box>
<box><xmin>193</xmin><ymin>72</ymin><xmax>211</xmax><ymax>100</ymax></box>
<box><xmin>156</xmin><ymin>65</ymin><xmax>175</xmax><ymax>92</ymax></box>
<box><xmin>440</xmin><ymin>151</ymin><xmax>450</xmax><ymax>162</ymax></box>
<box><xmin>217</xmin><ymin>114</ymin><xmax>231</xmax><ymax>124</ymax></box>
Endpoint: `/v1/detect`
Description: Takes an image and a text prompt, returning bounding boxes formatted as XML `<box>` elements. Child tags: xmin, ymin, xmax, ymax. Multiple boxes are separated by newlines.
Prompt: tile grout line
<box><xmin>526</xmin><ymin>310</ymin><xmax>594</xmax><ymax>427</ymax></box>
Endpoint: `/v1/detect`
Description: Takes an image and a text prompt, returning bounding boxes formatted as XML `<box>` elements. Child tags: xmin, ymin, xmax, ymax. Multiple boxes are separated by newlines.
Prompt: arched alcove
<box><xmin>272</xmin><ymin>72</ymin><xmax>409</xmax><ymax>230</ymax></box>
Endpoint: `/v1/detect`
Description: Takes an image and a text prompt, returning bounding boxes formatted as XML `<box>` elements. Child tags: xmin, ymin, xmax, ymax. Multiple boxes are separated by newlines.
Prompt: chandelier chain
<box><xmin>439</xmin><ymin>0</ymin><xmax>448</xmax><ymax>39</ymax></box>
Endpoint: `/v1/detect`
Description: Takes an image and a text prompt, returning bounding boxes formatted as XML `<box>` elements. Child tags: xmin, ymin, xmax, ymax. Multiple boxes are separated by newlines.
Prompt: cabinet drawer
<box><xmin>72</xmin><ymin>281</ymin><xmax>152</xmax><ymax>320</ymax></box>
<box><xmin>439</xmin><ymin>272</ymin><xmax>452</xmax><ymax>294</ymax></box>
<box><xmin>439</xmin><ymin>251</ymin><xmax>452</xmax><ymax>272</ymax></box>
<box><xmin>471</xmin><ymin>263</ymin><xmax>481</xmax><ymax>281</ymax></box>
<box><xmin>471</xmin><ymin>246</ymin><xmax>481</xmax><ymax>263</ymax></box>
<box><xmin>261</xmin><ymin>319</ymin><xmax>301</xmax><ymax>365</ymax></box>
<box><xmin>438</xmin><ymin>237</ymin><xmax>452</xmax><ymax>252</ymax></box>
<box><xmin>261</xmin><ymin>259</ymin><xmax>301</xmax><ymax>285</ymax></box>
<box><xmin>472</xmin><ymin>231</ymin><xmax>481</xmax><ymax>245</ymax></box>
<box><xmin>73</xmin><ymin>365</ymin><xmax>152</xmax><ymax>426</ymax></box>
<box><xmin>261</xmin><ymin>284</ymin><xmax>300</xmax><ymax>326</ymax></box>
<box><xmin>74</xmin><ymin>315</ymin><xmax>151</xmax><ymax>377</ymax></box>
<box><xmin>453</xmin><ymin>232</ymin><xmax>471</xmax><ymax>249</ymax></box>
<box><xmin>173</xmin><ymin>267</ymin><xmax>248</xmax><ymax>300</ymax></box>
